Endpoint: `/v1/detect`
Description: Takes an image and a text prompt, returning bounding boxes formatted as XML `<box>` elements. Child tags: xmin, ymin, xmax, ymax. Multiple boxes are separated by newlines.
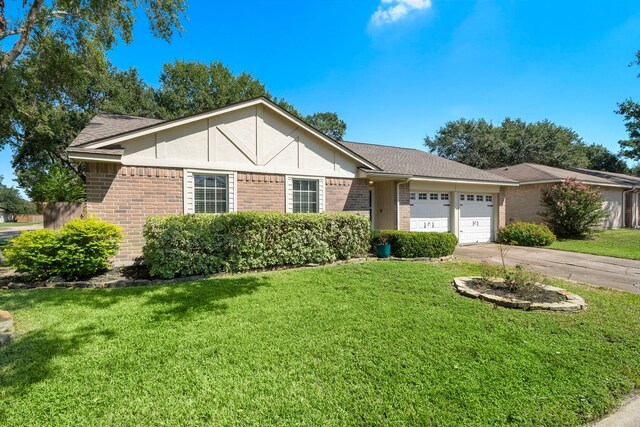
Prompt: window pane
<box><xmin>308</xmin><ymin>202</ymin><xmax>317</xmax><ymax>213</ymax></box>
<box><xmin>308</xmin><ymin>181</ymin><xmax>317</xmax><ymax>192</ymax></box>
<box><xmin>292</xmin><ymin>179</ymin><xmax>319</xmax><ymax>214</ymax></box>
<box><xmin>467</xmin><ymin>195</ymin><xmax>474</xmax><ymax>201</ymax></box>
<box><xmin>195</xmin><ymin>201</ymin><xmax>205</xmax><ymax>213</ymax></box>
<box><xmin>430</xmin><ymin>193</ymin><xmax>438</xmax><ymax>200</ymax></box>
<box><xmin>195</xmin><ymin>175</ymin><xmax>206</xmax><ymax>186</ymax></box>
<box><xmin>410</xmin><ymin>193</ymin><xmax>416</xmax><ymax>200</ymax></box>
<box><xmin>477</xmin><ymin>195</ymin><xmax>484</xmax><ymax>201</ymax></box>
<box><xmin>441</xmin><ymin>193</ymin><xmax>449</xmax><ymax>200</ymax></box>
<box><xmin>486</xmin><ymin>195</ymin><xmax>493</xmax><ymax>202</ymax></box>
<box><xmin>194</xmin><ymin>174</ymin><xmax>228</xmax><ymax>213</ymax></box>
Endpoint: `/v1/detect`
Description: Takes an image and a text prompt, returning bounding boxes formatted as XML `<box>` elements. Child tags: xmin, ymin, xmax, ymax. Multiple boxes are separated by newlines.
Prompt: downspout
<box><xmin>396</xmin><ymin>179</ymin><xmax>411</xmax><ymax>230</ymax></box>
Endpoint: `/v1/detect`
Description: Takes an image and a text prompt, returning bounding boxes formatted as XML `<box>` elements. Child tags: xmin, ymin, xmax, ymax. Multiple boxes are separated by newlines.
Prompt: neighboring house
<box><xmin>67</xmin><ymin>97</ymin><xmax>517</xmax><ymax>263</ymax></box>
<box><xmin>0</xmin><ymin>208</ymin><xmax>14</xmax><ymax>223</ymax></box>
<box><xmin>489</xmin><ymin>163</ymin><xmax>640</xmax><ymax>229</ymax></box>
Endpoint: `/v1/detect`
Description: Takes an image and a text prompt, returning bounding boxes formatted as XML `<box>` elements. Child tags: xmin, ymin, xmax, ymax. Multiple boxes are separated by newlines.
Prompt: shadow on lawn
<box><xmin>0</xmin><ymin>276</ymin><xmax>269</xmax><ymax>398</ymax></box>
<box><xmin>0</xmin><ymin>275</ymin><xmax>269</xmax><ymax>316</ymax></box>
<box><xmin>0</xmin><ymin>324</ymin><xmax>116</xmax><ymax>400</ymax></box>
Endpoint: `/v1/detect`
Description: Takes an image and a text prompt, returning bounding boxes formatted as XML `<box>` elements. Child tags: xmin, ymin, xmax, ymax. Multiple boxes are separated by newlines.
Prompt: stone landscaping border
<box><xmin>1</xmin><ymin>256</ymin><xmax>455</xmax><ymax>290</ymax></box>
<box><xmin>452</xmin><ymin>277</ymin><xmax>586</xmax><ymax>312</ymax></box>
<box><xmin>0</xmin><ymin>310</ymin><xmax>15</xmax><ymax>346</ymax></box>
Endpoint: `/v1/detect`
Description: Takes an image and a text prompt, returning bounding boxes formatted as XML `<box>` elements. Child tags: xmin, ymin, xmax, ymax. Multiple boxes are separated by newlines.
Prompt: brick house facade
<box><xmin>70</xmin><ymin>98</ymin><xmax>517</xmax><ymax>263</ymax></box>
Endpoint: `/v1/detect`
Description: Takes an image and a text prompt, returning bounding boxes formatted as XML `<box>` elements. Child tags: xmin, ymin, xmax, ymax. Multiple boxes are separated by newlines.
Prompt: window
<box><xmin>440</xmin><ymin>193</ymin><xmax>449</xmax><ymax>201</ymax></box>
<box><xmin>486</xmin><ymin>195</ymin><xmax>493</xmax><ymax>202</ymax></box>
<box><xmin>194</xmin><ymin>175</ymin><xmax>228</xmax><ymax>213</ymax></box>
<box><xmin>410</xmin><ymin>192</ymin><xmax>416</xmax><ymax>200</ymax></box>
<box><xmin>467</xmin><ymin>195</ymin><xmax>475</xmax><ymax>201</ymax></box>
<box><xmin>430</xmin><ymin>193</ymin><xmax>438</xmax><ymax>200</ymax></box>
<box><xmin>418</xmin><ymin>193</ymin><xmax>428</xmax><ymax>200</ymax></box>
<box><xmin>460</xmin><ymin>195</ymin><xmax>465</xmax><ymax>201</ymax></box>
<box><xmin>477</xmin><ymin>195</ymin><xmax>484</xmax><ymax>202</ymax></box>
<box><xmin>293</xmin><ymin>179</ymin><xmax>318</xmax><ymax>213</ymax></box>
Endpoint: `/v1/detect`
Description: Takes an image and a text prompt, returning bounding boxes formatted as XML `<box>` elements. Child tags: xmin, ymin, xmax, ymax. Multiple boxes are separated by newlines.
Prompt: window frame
<box><xmin>184</xmin><ymin>169</ymin><xmax>236</xmax><ymax>214</ymax></box>
<box><xmin>286</xmin><ymin>175</ymin><xmax>325</xmax><ymax>213</ymax></box>
<box><xmin>292</xmin><ymin>178</ymin><xmax>320</xmax><ymax>213</ymax></box>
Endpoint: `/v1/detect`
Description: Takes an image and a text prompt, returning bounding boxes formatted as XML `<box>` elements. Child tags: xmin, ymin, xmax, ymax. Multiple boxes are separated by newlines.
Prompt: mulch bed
<box><xmin>468</xmin><ymin>279</ymin><xmax>567</xmax><ymax>304</ymax></box>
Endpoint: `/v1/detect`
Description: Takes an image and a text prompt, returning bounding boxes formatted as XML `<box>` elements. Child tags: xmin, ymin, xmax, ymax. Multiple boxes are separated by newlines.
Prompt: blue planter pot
<box><xmin>376</xmin><ymin>243</ymin><xmax>391</xmax><ymax>258</ymax></box>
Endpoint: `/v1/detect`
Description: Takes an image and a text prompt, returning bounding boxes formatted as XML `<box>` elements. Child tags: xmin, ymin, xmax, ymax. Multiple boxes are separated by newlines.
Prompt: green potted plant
<box><xmin>375</xmin><ymin>232</ymin><xmax>391</xmax><ymax>258</ymax></box>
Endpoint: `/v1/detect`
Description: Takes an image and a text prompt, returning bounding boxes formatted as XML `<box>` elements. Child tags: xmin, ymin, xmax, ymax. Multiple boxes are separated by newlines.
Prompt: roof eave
<box><xmin>362</xmin><ymin>171</ymin><xmax>519</xmax><ymax>186</ymax></box>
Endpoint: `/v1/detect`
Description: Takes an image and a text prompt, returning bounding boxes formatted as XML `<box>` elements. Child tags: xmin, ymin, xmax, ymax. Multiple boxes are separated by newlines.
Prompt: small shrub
<box><xmin>3</xmin><ymin>218</ymin><xmax>122</xmax><ymax>280</ymax></box>
<box><xmin>498</xmin><ymin>221</ymin><xmax>556</xmax><ymax>247</ymax></box>
<box><xmin>3</xmin><ymin>229</ymin><xmax>59</xmax><ymax>278</ymax></box>
<box><xmin>372</xmin><ymin>230</ymin><xmax>458</xmax><ymax>258</ymax></box>
<box><xmin>143</xmin><ymin>212</ymin><xmax>371</xmax><ymax>279</ymax></box>
<box><xmin>540</xmin><ymin>178</ymin><xmax>607</xmax><ymax>238</ymax></box>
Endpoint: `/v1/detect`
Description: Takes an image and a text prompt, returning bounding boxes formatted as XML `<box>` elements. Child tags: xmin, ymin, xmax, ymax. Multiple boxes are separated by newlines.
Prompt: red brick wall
<box><xmin>86</xmin><ymin>163</ymin><xmax>183</xmax><ymax>264</ymax></box>
<box><xmin>236</xmin><ymin>173</ymin><xmax>285</xmax><ymax>212</ymax></box>
<box><xmin>503</xmin><ymin>183</ymin><xmax>552</xmax><ymax>224</ymax></box>
<box><xmin>325</xmin><ymin>178</ymin><xmax>370</xmax><ymax>218</ymax></box>
<box><xmin>398</xmin><ymin>182</ymin><xmax>410</xmax><ymax>231</ymax></box>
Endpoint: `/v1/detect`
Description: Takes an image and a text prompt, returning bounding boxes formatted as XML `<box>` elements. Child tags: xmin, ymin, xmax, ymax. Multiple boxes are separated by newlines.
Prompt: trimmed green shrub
<box><xmin>143</xmin><ymin>212</ymin><xmax>371</xmax><ymax>279</ymax></box>
<box><xmin>372</xmin><ymin>230</ymin><xmax>458</xmax><ymax>258</ymax></box>
<box><xmin>3</xmin><ymin>218</ymin><xmax>122</xmax><ymax>280</ymax></box>
<box><xmin>498</xmin><ymin>221</ymin><xmax>556</xmax><ymax>247</ymax></box>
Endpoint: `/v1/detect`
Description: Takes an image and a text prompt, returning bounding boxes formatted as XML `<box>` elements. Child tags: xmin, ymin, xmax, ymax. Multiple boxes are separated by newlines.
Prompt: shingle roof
<box><xmin>488</xmin><ymin>163</ymin><xmax>629</xmax><ymax>186</ymax></box>
<box><xmin>70</xmin><ymin>113</ymin><xmax>164</xmax><ymax>147</ymax></box>
<box><xmin>68</xmin><ymin>110</ymin><xmax>516</xmax><ymax>184</ymax></box>
<box><xmin>569</xmin><ymin>168</ymin><xmax>640</xmax><ymax>186</ymax></box>
<box><xmin>340</xmin><ymin>141</ymin><xmax>517</xmax><ymax>183</ymax></box>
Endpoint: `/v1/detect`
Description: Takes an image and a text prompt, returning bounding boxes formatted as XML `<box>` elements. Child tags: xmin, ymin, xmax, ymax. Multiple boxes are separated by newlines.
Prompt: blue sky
<box><xmin>4</xmin><ymin>0</ymin><xmax>640</xmax><ymax>190</ymax></box>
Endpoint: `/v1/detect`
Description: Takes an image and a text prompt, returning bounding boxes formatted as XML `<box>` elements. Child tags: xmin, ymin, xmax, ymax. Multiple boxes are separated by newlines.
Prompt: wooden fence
<box><xmin>43</xmin><ymin>202</ymin><xmax>86</xmax><ymax>230</ymax></box>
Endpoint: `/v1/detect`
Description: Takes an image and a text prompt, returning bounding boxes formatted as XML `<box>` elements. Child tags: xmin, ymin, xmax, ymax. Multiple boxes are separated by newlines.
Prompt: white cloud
<box><xmin>370</xmin><ymin>0</ymin><xmax>432</xmax><ymax>26</ymax></box>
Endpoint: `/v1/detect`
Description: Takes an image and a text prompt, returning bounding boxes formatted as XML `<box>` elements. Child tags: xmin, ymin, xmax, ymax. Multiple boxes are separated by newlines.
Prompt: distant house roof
<box><xmin>569</xmin><ymin>167</ymin><xmax>640</xmax><ymax>187</ymax></box>
<box><xmin>340</xmin><ymin>141</ymin><xmax>517</xmax><ymax>184</ymax></box>
<box><xmin>488</xmin><ymin>163</ymin><xmax>633</xmax><ymax>188</ymax></box>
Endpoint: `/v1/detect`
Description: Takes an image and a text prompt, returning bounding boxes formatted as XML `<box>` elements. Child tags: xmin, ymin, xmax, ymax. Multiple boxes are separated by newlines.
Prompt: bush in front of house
<box><xmin>497</xmin><ymin>221</ymin><xmax>556</xmax><ymax>247</ymax></box>
<box><xmin>372</xmin><ymin>230</ymin><xmax>458</xmax><ymax>258</ymax></box>
<box><xmin>3</xmin><ymin>218</ymin><xmax>122</xmax><ymax>280</ymax></box>
<box><xmin>539</xmin><ymin>177</ymin><xmax>608</xmax><ymax>238</ymax></box>
<box><xmin>142</xmin><ymin>212</ymin><xmax>371</xmax><ymax>279</ymax></box>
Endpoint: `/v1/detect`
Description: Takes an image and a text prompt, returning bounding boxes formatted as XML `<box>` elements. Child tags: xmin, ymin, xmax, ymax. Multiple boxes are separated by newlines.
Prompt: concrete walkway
<box><xmin>592</xmin><ymin>394</ymin><xmax>640</xmax><ymax>427</ymax></box>
<box><xmin>455</xmin><ymin>244</ymin><xmax>640</xmax><ymax>294</ymax></box>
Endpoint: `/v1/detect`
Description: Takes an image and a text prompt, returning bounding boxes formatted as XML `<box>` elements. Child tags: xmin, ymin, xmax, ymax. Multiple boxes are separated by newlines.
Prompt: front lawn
<box><xmin>549</xmin><ymin>229</ymin><xmax>640</xmax><ymax>260</ymax></box>
<box><xmin>1</xmin><ymin>261</ymin><xmax>639</xmax><ymax>426</ymax></box>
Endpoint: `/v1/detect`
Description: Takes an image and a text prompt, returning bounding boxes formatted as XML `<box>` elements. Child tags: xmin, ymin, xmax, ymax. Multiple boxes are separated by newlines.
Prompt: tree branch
<box><xmin>0</xmin><ymin>0</ymin><xmax>44</xmax><ymax>74</ymax></box>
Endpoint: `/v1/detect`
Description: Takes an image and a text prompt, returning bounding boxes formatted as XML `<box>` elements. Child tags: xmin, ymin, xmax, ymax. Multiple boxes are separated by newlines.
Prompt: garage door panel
<box><xmin>410</xmin><ymin>192</ymin><xmax>450</xmax><ymax>233</ymax></box>
<box><xmin>459</xmin><ymin>194</ymin><xmax>494</xmax><ymax>244</ymax></box>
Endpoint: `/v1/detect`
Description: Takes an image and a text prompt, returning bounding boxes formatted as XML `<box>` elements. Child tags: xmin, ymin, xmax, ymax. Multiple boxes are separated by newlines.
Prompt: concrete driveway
<box><xmin>0</xmin><ymin>224</ymin><xmax>43</xmax><ymax>240</ymax></box>
<box><xmin>455</xmin><ymin>244</ymin><xmax>640</xmax><ymax>294</ymax></box>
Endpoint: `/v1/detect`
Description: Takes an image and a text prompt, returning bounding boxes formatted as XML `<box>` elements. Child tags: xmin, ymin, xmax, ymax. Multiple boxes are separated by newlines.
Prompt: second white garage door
<box><xmin>459</xmin><ymin>194</ymin><xmax>494</xmax><ymax>244</ymax></box>
<box><xmin>410</xmin><ymin>192</ymin><xmax>451</xmax><ymax>232</ymax></box>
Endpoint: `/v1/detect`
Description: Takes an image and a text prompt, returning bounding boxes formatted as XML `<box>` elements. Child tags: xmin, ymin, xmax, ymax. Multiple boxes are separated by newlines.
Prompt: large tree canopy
<box><xmin>424</xmin><ymin>118</ymin><xmax>624</xmax><ymax>172</ymax></box>
<box><xmin>0</xmin><ymin>0</ymin><xmax>186</xmax><ymax>73</ymax></box>
<box><xmin>617</xmin><ymin>51</ymin><xmax>640</xmax><ymax>162</ymax></box>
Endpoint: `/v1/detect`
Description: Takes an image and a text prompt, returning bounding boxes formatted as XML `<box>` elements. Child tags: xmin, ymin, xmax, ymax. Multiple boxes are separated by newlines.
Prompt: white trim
<box><xmin>183</xmin><ymin>169</ymin><xmax>236</xmax><ymax>214</ymax></box>
<box><xmin>285</xmin><ymin>175</ymin><xmax>325</xmax><ymax>213</ymax></box>
<box><xmin>364</xmin><ymin>173</ymin><xmax>519</xmax><ymax>187</ymax></box>
<box><xmin>68</xmin><ymin>152</ymin><xmax>122</xmax><ymax>163</ymax></box>
<box><xmin>80</xmin><ymin>98</ymin><xmax>378</xmax><ymax>170</ymax></box>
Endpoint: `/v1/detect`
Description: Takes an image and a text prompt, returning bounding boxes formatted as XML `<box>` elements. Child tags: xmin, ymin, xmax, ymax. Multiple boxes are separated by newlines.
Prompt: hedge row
<box><xmin>498</xmin><ymin>221</ymin><xmax>556</xmax><ymax>247</ymax></box>
<box><xmin>372</xmin><ymin>230</ymin><xmax>458</xmax><ymax>258</ymax></box>
<box><xmin>143</xmin><ymin>212</ymin><xmax>371</xmax><ymax>278</ymax></box>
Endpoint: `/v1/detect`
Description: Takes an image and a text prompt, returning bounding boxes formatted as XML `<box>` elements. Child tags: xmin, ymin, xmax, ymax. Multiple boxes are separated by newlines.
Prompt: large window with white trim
<box><xmin>194</xmin><ymin>174</ymin><xmax>228</xmax><ymax>213</ymax></box>
<box><xmin>292</xmin><ymin>179</ymin><xmax>319</xmax><ymax>213</ymax></box>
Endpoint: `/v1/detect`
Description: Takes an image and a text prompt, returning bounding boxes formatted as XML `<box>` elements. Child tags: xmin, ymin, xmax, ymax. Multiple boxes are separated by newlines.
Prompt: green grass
<box><xmin>1</xmin><ymin>261</ymin><xmax>639</xmax><ymax>426</ymax></box>
<box><xmin>549</xmin><ymin>229</ymin><xmax>640</xmax><ymax>260</ymax></box>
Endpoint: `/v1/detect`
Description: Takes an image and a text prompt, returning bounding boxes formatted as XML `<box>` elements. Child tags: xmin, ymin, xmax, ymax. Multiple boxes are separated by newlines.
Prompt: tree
<box><xmin>306</xmin><ymin>112</ymin><xmax>347</xmax><ymax>140</ymax></box>
<box><xmin>18</xmin><ymin>164</ymin><xmax>85</xmax><ymax>203</ymax></box>
<box><xmin>539</xmin><ymin>178</ymin><xmax>607</xmax><ymax>238</ymax></box>
<box><xmin>0</xmin><ymin>177</ymin><xmax>36</xmax><ymax>215</ymax></box>
<box><xmin>582</xmin><ymin>144</ymin><xmax>630</xmax><ymax>173</ymax></box>
<box><xmin>0</xmin><ymin>0</ymin><xmax>186</xmax><ymax>73</ymax></box>
<box><xmin>155</xmin><ymin>60</ymin><xmax>348</xmax><ymax>139</ymax></box>
<box><xmin>617</xmin><ymin>51</ymin><xmax>640</xmax><ymax>161</ymax></box>
<box><xmin>425</xmin><ymin>118</ymin><xmax>588</xmax><ymax>169</ymax></box>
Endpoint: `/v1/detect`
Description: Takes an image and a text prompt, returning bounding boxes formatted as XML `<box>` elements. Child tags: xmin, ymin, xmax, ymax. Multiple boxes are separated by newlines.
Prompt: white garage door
<box><xmin>459</xmin><ymin>194</ymin><xmax>494</xmax><ymax>244</ymax></box>
<box><xmin>410</xmin><ymin>192</ymin><xmax>451</xmax><ymax>232</ymax></box>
